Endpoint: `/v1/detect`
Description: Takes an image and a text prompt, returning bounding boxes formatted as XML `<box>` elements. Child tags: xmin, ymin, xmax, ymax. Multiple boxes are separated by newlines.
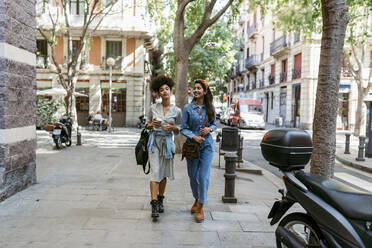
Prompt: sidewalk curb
<box><xmin>242</xmin><ymin>160</ymin><xmax>283</xmax><ymax>189</ymax></box>
<box><xmin>335</xmin><ymin>154</ymin><xmax>372</xmax><ymax>174</ymax></box>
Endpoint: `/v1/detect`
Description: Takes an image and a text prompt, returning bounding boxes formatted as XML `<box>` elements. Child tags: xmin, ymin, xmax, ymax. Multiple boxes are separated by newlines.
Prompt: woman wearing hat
<box><xmin>181</xmin><ymin>79</ymin><xmax>216</xmax><ymax>223</ymax></box>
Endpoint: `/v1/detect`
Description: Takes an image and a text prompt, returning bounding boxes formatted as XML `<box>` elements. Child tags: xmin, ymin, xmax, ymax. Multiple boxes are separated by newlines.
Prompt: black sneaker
<box><xmin>157</xmin><ymin>195</ymin><xmax>164</xmax><ymax>213</ymax></box>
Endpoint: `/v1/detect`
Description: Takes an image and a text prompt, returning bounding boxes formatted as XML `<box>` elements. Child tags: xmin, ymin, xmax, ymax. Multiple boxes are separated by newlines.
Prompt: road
<box><xmin>217</xmin><ymin>120</ymin><xmax>372</xmax><ymax>193</ymax></box>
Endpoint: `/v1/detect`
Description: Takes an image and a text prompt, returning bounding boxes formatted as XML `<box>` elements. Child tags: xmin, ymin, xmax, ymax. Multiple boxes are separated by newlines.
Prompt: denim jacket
<box><xmin>180</xmin><ymin>101</ymin><xmax>217</xmax><ymax>150</ymax></box>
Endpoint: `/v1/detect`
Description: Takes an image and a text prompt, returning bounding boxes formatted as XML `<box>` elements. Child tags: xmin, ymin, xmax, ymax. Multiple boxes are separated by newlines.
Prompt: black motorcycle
<box><xmin>261</xmin><ymin>129</ymin><xmax>372</xmax><ymax>248</ymax></box>
<box><xmin>137</xmin><ymin>115</ymin><xmax>146</xmax><ymax>129</ymax></box>
<box><xmin>52</xmin><ymin>116</ymin><xmax>72</xmax><ymax>149</ymax></box>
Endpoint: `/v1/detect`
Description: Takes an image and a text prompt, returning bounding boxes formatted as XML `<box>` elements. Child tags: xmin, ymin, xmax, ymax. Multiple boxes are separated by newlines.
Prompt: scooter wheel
<box><xmin>55</xmin><ymin>137</ymin><xmax>62</xmax><ymax>149</ymax></box>
<box><xmin>66</xmin><ymin>138</ymin><xmax>72</xmax><ymax>147</ymax></box>
<box><xmin>276</xmin><ymin>212</ymin><xmax>324</xmax><ymax>248</ymax></box>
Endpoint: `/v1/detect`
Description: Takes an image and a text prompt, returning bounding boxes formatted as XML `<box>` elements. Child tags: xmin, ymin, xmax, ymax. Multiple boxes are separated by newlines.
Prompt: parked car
<box><xmin>215</xmin><ymin>106</ymin><xmax>223</xmax><ymax>120</ymax></box>
<box><xmin>231</xmin><ymin>99</ymin><xmax>265</xmax><ymax>129</ymax></box>
<box><xmin>219</xmin><ymin>108</ymin><xmax>231</xmax><ymax>125</ymax></box>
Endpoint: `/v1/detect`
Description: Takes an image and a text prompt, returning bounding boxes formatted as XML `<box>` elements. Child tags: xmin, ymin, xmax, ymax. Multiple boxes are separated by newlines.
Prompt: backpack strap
<box><xmin>143</xmin><ymin>161</ymin><xmax>150</xmax><ymax>174</ymax></box>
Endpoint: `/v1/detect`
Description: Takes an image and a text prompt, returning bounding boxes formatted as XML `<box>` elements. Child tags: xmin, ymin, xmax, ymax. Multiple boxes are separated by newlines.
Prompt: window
<box><xmin>106</xmin><ymin>41</ymin><xmax>122</xmax><ymax>58</ymax></box>
<box><xmin>293</xmin><ymin>53</ymin><xmax>302</xmax><ymax>80</ymax></box>
<box><xmin>280</xmin><ymin>59</ymin><xmax>287</xmax><ymax>83</ymax></box>
<box><xmin>246</xmin><ymin>48</ymin><xmax>250</xmax><ymax>58</ymax></box>
<box><xmin>69</xmin><ymin>0</ymin><xmax>85</xmax><ymax>15</ymax></box>
<box><xmin>36</xmin><ymin>40</ymin><xmax>48</xmax><ymax>68</ymax></box>
<box><xmin>271</xmin><ymin>92</ymin><xmax>274</xmax><ymax>109</ymax></box>
<box><xmin>102</xmin><ymin>89</ymin><xmax>126</xmax><ymax>113</ymax></box>
<box><xmin>76</xmin><ymin>89</ymin><xmax>89</xmax><ymax>111</ymax></box>
<box><xmin>36</xmin><ymin>40</ymin><xmax>48</xmax><ymax>56</ymax></box>
<box><xmin>72</xmin><ymin>40</ymin><xmax>80</xmax><ymax>58</ymax></box>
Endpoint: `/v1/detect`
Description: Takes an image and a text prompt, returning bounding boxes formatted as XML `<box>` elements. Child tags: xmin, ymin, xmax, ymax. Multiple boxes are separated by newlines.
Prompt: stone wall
<box><xmin>0</xmin><ymin>0</ymin><xmax>37</xmax><ymax>201</ymax></box>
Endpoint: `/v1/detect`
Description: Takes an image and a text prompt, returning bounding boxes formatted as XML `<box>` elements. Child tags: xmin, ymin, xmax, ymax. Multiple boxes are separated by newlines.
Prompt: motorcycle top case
<box><xmin>260</xmin><ymin>128</ymin><xmax>312</xmax><ymax>171</ymax></box>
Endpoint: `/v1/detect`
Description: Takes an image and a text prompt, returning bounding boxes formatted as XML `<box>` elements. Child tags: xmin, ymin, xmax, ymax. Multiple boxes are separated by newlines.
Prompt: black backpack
<box><xmin>135</xmin><ymin>129</ymin><xmax>150</xmax><ymax>174</ymax></box>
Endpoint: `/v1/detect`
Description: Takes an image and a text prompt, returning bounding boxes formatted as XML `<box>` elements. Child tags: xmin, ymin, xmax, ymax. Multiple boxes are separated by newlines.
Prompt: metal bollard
<box><xmin>344</xmin><ymin>133</ymin><xmax>350</xmax><ymax>154</ymax></box>
<box><xmin>222</xmin><ymin>152</ymin><xmax>238</xmax><ymax>203</ymax></box>
<box><xmin>77</xmin><ymin>127</ymin><xmax>82</xmax><ymax>146</ymax></box>
<box><xmin>237</xmin><ymin>135</ymin><xmax>244</xmax><ymax>167</ymax></box>
<box><xmin>356</xmin><ymin>136</ymin><xmax>365</xmax><ymax>161</ymax></box>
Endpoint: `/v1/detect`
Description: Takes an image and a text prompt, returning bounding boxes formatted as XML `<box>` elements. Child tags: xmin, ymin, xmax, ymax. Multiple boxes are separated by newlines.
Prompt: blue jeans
<box><xmin>186</xmin><ymin>145</ymin><xmax>214</xmax><ymax>204</ymax></box>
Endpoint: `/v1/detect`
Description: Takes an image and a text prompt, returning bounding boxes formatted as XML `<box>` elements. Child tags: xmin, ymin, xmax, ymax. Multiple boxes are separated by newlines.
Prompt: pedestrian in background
<box><xmin>181</xmin><ymin>79</ymin><xmax>216</xmax><ymax>223</ymax></box>
<box><xmin>145</xmin><ymin>75</ymin><xmax>182</xmax><ymax>220</ymax></box>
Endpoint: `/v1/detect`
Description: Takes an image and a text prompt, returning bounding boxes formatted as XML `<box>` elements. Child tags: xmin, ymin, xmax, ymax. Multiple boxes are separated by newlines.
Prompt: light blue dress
<box><xmin>181</xmin><ymin>101</ymin><xmax>217</xmax><ymax>204</ymax></box>
<box><xmin>147</xmin><ymin>103</ymin><xmax>182</xmax><ymax>182</ymax></box>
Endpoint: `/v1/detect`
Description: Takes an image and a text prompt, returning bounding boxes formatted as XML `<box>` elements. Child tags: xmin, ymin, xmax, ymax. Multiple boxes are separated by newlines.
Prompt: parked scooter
<box><xmin>52</xmin><ymin>115</ymin><xmax>72</xmax><ymax>149</ymax></box>
<box><xmin>261</xmin><ymin>129</ymin><xmax>372</xmax><ymax>248</ymax></box>
<box><xmin>137</xmin><ymin>115</ymin><xmax>146</xmax><ymax>129</ymax></box>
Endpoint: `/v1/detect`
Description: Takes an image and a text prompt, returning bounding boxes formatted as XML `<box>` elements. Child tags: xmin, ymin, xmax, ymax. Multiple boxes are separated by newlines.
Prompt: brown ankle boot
<box><xmin>190</xmin><ymin>199</ymin><xmax>199</xmax><ymax>214</ymax></box>
<box><xmin>195</xmin><ymin>203</ymin><xmax>204</xmax><ymax>223</ymax></box>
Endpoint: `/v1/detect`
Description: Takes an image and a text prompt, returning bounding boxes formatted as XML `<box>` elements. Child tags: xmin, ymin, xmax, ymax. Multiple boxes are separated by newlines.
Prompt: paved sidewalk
<box><xmin>0</xmin><ymin>132</ymin><xmax>282</xmax><ymax>248</ymax></box>
<box><xmin>336</xmin><ymin>132</ymin><xmax>372</xmax><ymax>174</ymax></box>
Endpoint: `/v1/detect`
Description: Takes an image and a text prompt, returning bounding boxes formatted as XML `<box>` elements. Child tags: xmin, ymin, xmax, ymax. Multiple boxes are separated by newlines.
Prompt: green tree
<box><xmin>157</xmin><ymin>18</ymin><xmax>238</xmax><ymax>95</ymax></box>
<box><xmin>250</xmin><ymin>0</ymin><xmax>350</xmax><ymax>176</ymax></box>
<box><xmin>36</xmin><ymin>97</ymin><xmax>63</xmax><ymax>128</ymax></box>
<box><xmin>147</xmin><ymin>0</ymin><xmax>242</xmax><ymax>109</ymax></box>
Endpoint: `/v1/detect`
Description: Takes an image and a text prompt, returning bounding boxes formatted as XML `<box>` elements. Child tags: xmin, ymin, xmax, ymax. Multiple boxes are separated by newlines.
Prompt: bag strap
<box><xmin>143</xmin><ymin>161</ymin><xmax>150</xmax><ymax>174</ymax></box>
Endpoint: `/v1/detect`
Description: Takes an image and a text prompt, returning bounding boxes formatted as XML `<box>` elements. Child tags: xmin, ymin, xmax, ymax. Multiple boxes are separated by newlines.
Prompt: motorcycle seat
<box><xmin>295</xmin><ymin>171</ymin><xmax>372</xmax><ymax>221</ymax></box>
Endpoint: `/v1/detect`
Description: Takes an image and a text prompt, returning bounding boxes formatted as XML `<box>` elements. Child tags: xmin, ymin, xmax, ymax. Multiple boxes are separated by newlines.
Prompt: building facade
<box><xmin>229</xmin><ymin>2</ymin><xmax>371</xmax><ymax>130</ymax></box>
<box><xmin>36</xmin><ymin>0</ymin><xmax>153</xmax><ymax>127</ymax></box>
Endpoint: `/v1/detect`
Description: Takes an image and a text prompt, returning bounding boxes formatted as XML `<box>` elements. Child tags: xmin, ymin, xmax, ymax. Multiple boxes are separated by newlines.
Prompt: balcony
<box><xmin>270</xmin><ymin>35</ymin><xmax>289</xmax><ymax>57</ymax></box>
<box><xmin>36</xmin><ymin>55</ymin><xmax>49</xmax><ymax>69</ymax></box>
<box><xmin>280</xmin><ymin>72</ymin><xmax>287</xmax><ymax>83</ymax></box>
<box><xmin>101</xmin><ymin>56</ymin><xmax>123</xmax><ymax>70</ymax></box>
<box><xmin>245</xmin><ymin>55</ymin><xmax>259</xmax><ymax>71</ymax></box>
<box><xmin>252</xmin><ymin>81</ymin><xmax>257</xmax><ymax>89</ymax></box>
<box><xmin>292</xmin><ymin>68</ymin><xmax>301</xmax><ymax>80</ymax></box>
<box><xmin>268</xmin><ymin>74</ymin><xmax>275</xmax><ymax>85</ymax></box>
<box><xmin>247</xmin><ymin>24</ymin><xmax>258</xmax><ymax>39</ymax></box>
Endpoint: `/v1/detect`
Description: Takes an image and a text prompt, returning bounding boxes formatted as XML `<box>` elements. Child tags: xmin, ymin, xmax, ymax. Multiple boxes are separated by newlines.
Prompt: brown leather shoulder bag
<box><xmin>181</xmin><ymin>113</ymin><xmax>207</xmax><ymax>161</ymax></box>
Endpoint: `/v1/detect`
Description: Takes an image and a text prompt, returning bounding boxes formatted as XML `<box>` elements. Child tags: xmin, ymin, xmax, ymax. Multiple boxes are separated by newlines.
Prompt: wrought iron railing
<box><xmin>259</xmin><ymin>79</ymin><xmax>264</xmax><ymax>88</ymax></box>
<box><xmin>268</xmin><ymin>74</ymin><xmax>275</xmax><ymax>85</ymax></box>
<box><xmin>292</xmin><ymin>68</ymin><xmax>301</xmax><ymax>80</ymax></box>
<box><xmin>245</xmin><ymin>55</ymin><xmax>257</xmax><ymax>68</ymax></box>
<box><xmin>270</xmin><ymin>35</ymin><xmax>288</xmax><ymax>54</ymax></box>
<box><xmin>280</xmin><ymin>72</ymin><xmax>287</xmax><ymax>83</ymax></box>
<box><xmin>101</xmin><ymin>56</ymin><xmax>123</xmax><ymax>70</ymax></box>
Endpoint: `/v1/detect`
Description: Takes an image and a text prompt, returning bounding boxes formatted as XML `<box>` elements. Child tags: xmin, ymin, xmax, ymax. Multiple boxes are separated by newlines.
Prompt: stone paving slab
<box><xmin>0</xmin><ymin>133</ymin><xmax>281</xmax><ymax>247</ymax></box>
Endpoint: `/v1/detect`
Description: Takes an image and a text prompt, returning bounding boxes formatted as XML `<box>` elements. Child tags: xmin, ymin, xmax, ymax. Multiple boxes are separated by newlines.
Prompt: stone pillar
<box><xmin>126</xmin><ymin>77</ymin><xmax>144</xmax><ymax>126</ymax></box>
<box><xmin>0</xmin><ymin>0</ymin><xmax>37</xmax><ymax>201</ymax></box>
<box><xmin>89</xmin><ymin>77</ymin><xmax>102</xmax><ymax>114</ymax></box>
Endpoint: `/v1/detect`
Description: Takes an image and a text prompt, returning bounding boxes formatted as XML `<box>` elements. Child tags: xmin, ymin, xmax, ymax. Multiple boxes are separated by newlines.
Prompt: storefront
<box><xmin>337</xmin><ymin>83</ymin><xmax>350</xmax><ymax>130</ymax></box>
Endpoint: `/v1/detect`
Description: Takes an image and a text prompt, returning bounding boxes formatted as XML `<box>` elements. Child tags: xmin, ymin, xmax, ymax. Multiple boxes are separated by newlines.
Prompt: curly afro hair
<box><xmin>150</xmin><ymin>75</ymin><xmax>175</xmax><ymax>92</ymax></box>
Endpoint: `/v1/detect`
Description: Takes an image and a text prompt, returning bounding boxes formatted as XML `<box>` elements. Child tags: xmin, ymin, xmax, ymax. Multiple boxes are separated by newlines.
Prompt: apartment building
<box><xmin>229</xmin><ymin>2</ymin><xmax>370</xmax><ymax>130</ymax></box>
<box><xmin>36</xmin><ymin>0</ymin><xmax>153</xmax><ymax>127</ymax></box>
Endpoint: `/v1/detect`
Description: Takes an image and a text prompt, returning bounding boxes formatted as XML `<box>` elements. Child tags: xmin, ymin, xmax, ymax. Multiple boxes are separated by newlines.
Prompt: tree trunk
<box><xmin>354</xmin><ymin>84</ymin><xmax>364</xmax><ymax>136</ymax></box>
<box><xmin>310</xmin><ymin>0</ymin><xmax>349</xmax><ymax>177</ymax></box>
<box><xmin>175</xmin><ymin>59</ymin><xmax>190</xmax><ymax>109</ymax></box>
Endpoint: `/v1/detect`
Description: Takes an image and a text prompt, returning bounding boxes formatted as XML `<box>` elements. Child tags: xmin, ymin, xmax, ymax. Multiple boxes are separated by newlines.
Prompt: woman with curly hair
<box><xmin>145</xmin><ymin>75</ymin><xmax>182</xmax><ymax>220</ymax></box>
<box><xmin>181</xmin><ymin>79</ymin><xmax>216</xmax><ymax>223</ymax></box>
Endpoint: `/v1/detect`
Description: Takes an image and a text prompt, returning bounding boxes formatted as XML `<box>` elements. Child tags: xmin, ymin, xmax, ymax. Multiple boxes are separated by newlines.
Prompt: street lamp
<box><xmin>106</xmin><ymin>57</ymin><xmax>115</xmax><ymax>133</ymax></box>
